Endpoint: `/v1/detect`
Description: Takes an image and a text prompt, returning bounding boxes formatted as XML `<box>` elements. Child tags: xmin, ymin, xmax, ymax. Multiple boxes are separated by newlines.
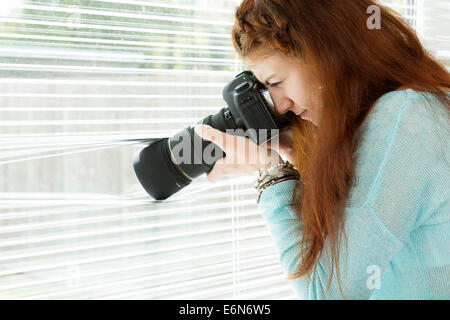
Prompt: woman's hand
<box><xmin>194</xmin><ymin>124</ymin><xmax>284</xmax><ymax>183</ymax></box>
<box><xmin>264</xmin><ymin>127</ymin><xmax>295</xmax><ymax>164</ymax></box>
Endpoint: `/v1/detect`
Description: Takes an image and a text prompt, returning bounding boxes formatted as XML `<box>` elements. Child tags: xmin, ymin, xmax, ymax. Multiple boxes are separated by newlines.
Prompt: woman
<box><xmin>194</xmin><ymin>0</ymin><xmax>449</xmax><ymax>299</ymax></box>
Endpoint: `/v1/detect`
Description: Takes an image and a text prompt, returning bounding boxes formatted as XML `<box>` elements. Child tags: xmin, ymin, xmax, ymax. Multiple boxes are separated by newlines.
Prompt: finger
<box><xmin>206</xmin><ymin>170</ymin><xmax>218</xmax><ymax>183</ymax></box>
<box><xmin>264</xmin><ymin>138</ymin><xmax>294</xmax><ymax>163</ymax></box>
<box><xmin>194</xmin><ymin>124</ymin><xmax>240</xmax><ymax>155</ymax></box>
<box><xmin>263</xmin><ymin>128</ymin><xmax>292</xmax><ymax>148</ymax></box>
<box><xmin>194</xmin><ymin>124</ymin><xmax>225</xmax><ymax>148</ymax></box>
<box><xmin>206</xmin><ymin>165</ymin><xmax>227</xmax><ymax>182</ymax></box>
<box><xmin>205</xmin><ymin>157</ymin><xmax>227</xmax><ymax>182</ymax></box>
<box><xmin>276</xmin><ymin>134</ymin><xmax>294</xmax><ymax>155</ymax></box>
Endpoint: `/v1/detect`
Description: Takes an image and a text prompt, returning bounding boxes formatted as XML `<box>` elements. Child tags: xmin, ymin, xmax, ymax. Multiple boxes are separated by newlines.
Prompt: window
<box><xmin>0</xmin><ymin>0</ymin><xmax>295</xmax><ymax>300</ymax></box>
<box><xmin>0</xmin><ymin>0</ymin><xmax>448</xmax><ymax>299</ymax></box>
<box><xmin>380</xmin><ymin>0</ymin><xmax>450</xmax><ymax>68</ymax></box>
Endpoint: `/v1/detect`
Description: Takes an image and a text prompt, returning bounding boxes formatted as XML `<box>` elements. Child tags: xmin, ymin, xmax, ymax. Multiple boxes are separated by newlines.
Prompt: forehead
<box><xmin>245</xmin><ymin>53</ymin><xmax>289</xmax><ymax>80</ymax></box>
<box><xmin>246</xmin><ymin>53</ymin><xmax>285</xmax><ymax>69</ymax></box>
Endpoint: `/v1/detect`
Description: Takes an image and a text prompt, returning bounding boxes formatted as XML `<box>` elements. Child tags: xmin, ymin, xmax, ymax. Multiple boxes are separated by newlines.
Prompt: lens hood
<box><xmin>133</xmin><ymin>138</ymin><xmax>192</xmax><ymax>200</ymax></box>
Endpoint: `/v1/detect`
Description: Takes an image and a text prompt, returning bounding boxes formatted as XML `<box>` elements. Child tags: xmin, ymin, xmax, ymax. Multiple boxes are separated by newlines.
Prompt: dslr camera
<box><xmin>132</xmin><ymin>70</ymin><xmax>292</xmax><ymax>200</ymax></box>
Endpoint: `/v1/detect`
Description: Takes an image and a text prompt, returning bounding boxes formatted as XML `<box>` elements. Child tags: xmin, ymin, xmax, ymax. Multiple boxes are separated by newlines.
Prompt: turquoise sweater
<box><xmin>256</xmin><ymin>89</ymin><xmax>450</xmax><ymax>299</ymax></box>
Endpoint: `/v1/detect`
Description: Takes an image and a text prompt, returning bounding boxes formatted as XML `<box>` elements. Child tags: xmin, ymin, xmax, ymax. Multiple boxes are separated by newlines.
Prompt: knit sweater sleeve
<box><xmin>256</xmin><ymin>90</ymin><xmax>450</xmax><ymax>299</ymax></box>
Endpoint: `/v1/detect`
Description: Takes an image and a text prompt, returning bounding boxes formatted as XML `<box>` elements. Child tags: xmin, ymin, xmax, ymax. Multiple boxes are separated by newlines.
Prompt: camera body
<box><xmin>222</xmin><ymin>70</ymin><xmax>289</xmax><ymax>144</ymax></box>
<box><xmin>132</xmin><ymin>70</ymin><xmax>291</xmax><ymax>200</ymax></box>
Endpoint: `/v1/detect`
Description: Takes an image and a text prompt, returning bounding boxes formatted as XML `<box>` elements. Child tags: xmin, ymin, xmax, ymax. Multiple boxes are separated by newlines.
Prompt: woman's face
<box><xmin>246</xmin><ymin>52</ymin><xmax>319</xmax><ymax>126</ymax></box>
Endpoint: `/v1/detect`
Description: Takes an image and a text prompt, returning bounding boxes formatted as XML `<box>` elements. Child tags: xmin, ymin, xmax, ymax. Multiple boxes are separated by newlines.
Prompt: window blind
<box><xmin>0</xmin><ymin>0</ymin><xmax>448</xmax><ymax>300</ymax></box>
<box><xmin>379</xmin><ymin>0</ymin><xmax>450</xmax><ymax>68</ymax></box>
<box><xmin>417</xmin><ymin>0</ymin><xmax>450</xmax><ymax>66</ymax></box>
<box><xmin>0</xmin><ymin>0</ymin><xmax>295</xmax><ymax>300</ymax></box>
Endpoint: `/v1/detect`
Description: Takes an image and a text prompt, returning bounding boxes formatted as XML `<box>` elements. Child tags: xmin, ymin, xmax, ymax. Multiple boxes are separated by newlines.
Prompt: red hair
<box><xmin>232</xmin><ymin>0</ymin><xmax>450</xmax><ymax>298</ymax></box>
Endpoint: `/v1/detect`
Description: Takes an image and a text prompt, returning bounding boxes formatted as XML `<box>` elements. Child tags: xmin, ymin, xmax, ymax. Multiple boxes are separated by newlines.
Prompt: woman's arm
<box><xmin>257</xmin><ymin>179</ymin><xmax>405</xmax><ymax>299</ymax></box>
<box><xmin>256</xmin><ymin>179</ymin><xmax>312</xmax><ymax>299</ymax></box>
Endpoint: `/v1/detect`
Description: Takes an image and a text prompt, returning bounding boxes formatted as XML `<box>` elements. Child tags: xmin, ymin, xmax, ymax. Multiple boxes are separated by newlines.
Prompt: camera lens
<box><xmin>133</xmin><ymin>138</ymin><xmax>191</xmax><ymax>201</ymax></box>
<box><xmin>133</xmin><ymin>107</ymin><xmax>235</xmax><ymax>200</ymax></box>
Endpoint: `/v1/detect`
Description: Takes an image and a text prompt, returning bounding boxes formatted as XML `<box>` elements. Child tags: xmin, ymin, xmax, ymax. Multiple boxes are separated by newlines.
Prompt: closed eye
<box><xmin>268</xmin><ymin>81</ymin><xmax>282</xmax><ymax>88</ymax></box>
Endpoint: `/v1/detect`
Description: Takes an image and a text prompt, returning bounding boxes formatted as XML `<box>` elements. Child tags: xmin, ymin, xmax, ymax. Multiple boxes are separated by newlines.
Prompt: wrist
<box><xmin>253</xmin><ymin>160</ymin><xmax>300</xmax><ymax>202</ymax></box>
<box><xmin>257</xmin><ymin>154</ymin><xmax>284</xmax><ymax>171</ymax></box>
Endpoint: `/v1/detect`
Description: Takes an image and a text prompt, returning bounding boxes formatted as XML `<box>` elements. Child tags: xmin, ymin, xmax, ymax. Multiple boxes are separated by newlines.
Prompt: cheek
<box><xmin>286</xmin><ymin>78</ymin><xmax>306</xmax><ymax>103</ymax></box>
<box><xmin>287</xmin><ymin>79</ymin><xmax>316</xmax><ymax>111</ymax></box>
<box><xmin>288</xmin><ymin>69</ymin><xmax>311</xmax><ymax>105</ymax></box>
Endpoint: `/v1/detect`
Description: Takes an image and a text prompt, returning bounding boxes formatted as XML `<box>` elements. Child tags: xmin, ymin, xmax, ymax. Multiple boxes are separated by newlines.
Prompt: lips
<box><xmin>296</xmin><ymin>109</ymin><xmax>307</xmax><ymax>116</ymax></box>
<box><xmin>300</xmin><ymin>110</ymin><xmax>308</xmax><ymax>119</ymax></box>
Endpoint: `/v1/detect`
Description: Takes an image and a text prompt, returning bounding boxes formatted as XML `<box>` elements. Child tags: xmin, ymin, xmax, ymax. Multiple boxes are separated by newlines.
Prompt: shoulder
<box><xmin>365</xmin><ymin>89</ymin><xmax>445</xmax><ymax>117</ymax></box>
<box><xmin>349</xmin><ymin>89</ymin><xmax>449</xmax><ymax>210</ymax></box>
<box><xmin>355</xmin><ymin>88</ymin><xmax>449</xmax><ymax>170</ymax></box>
<box><xmin>356</xmin><ymin>89</ymin><xmax>449</xmax><ymax>148</ymax></box>
<box><xmin>368</xmin><ymin>88</ymin><xmax>448</xmax><ymax>122</ymax></box>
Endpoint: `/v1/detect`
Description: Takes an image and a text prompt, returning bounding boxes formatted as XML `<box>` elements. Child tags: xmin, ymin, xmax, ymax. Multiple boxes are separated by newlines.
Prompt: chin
<box><xmin>307</xmin><ymin>118</ymin><xmax>319</xmax><ymax>127</ymax></box>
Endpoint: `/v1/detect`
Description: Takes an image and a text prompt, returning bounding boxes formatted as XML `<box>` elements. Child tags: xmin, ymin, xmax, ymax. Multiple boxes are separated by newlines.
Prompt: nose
<box><xmin>269</xmin><ymin>89</ymin><xmax>293</xmax><ymax>115</ymax></box>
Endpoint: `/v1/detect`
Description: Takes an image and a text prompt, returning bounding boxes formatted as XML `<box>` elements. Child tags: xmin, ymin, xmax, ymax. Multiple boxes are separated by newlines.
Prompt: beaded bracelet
<box><xmin>253</xmin><ymin>160</ymin><xmax>300</xmax><ymax>202</ymax></box>
<box><xmin>254</xmin><ymin>160</ymin><xmax>298</xmax><ymax>188</ymax></box>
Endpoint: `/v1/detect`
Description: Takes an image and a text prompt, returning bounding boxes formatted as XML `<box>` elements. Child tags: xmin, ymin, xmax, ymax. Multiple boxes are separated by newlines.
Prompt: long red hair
<box><xmin>231</xmin><ymin>0</ymin><xmax>450</xmax><ymax>298</ymax></box>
